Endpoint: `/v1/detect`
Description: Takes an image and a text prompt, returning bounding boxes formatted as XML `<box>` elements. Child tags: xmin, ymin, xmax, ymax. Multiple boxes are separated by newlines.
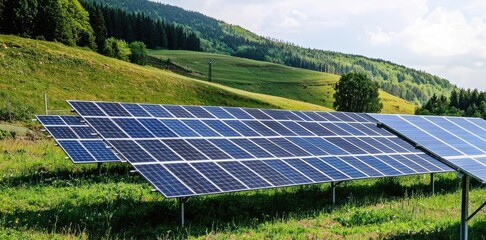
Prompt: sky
<box><xmin>152</xmin><ymin>0</ymin><xmax>486</xmax><ymax>90</ymax></box>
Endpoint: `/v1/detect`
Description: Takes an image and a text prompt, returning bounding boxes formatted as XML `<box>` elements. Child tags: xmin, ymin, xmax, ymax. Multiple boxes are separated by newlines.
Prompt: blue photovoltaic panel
<box><xmin>203</xmin><ymin>106</ymin><xmax>235</xmax><ymax>119</ymax></box>
<box><xmin>265</xmin><ymin>160</ymin><xmax>312</xmax><ymax>184</ymax></box>
<box><xmin>45</xmin><ymin>126</ymin><xmax>79</xmax><ymax>139</ymax></box>
<box><xmin>60</xmin><ymin>116</ymin><xmax>85</xmax><ymax>126</ymax></box>
<box><xmin>183</xmin><ymin>120</ymin><xmax>221</xmax><ymax>137</ymax></box>
<box><xmin>135</xmin><ymin>164</ymin><xmax>194</xmax><ymax>197</ymax></box>
<box><xmin>183</xmin><ymin>106</ymin><xmax>215</xmax><ymax>119</ymax></box>
<box><xmin>164</xmin><ymin>105</ymin><xmax>195</xmax><ymax>118</ymax></box>
<box><xmin>303</xmin><ymin>158</ymin><xmax>349</xmax><ymax>180</ymax></box>
<box><xmin>69</xmin><ymin>101</ymin><xmax>105</xmax><ymax>116</ymax></box>
<box><xmin>141</xmin><ymin>104</ymin><xmax>173</xmax><ymax>118</ymax></box>
<box><xmin>109</xmin><ymin>140</ymin><xmax>155</xmax><ymax>163</ymax></box>
<box><xmin>284</xmin><ymin>159</ymin><xmax>330</xmax><ymax>182</ymax></box>
<box><xmin>138</xmin><ymin>119</ymin><xmax>178</xmax><ymax>138</ymax></box>
<box><xmin>122</xmin><ymin>103</ymin><xmax>151</xmax><ymax>117</ymax></box>
<box><xmin>58</xmin><ymin>140</ymin><xmax>94</xmax><ymax>162</ymax></box>
<box><xmin>37</xmin><ymin>115</ymin><xmax>65</xmax><ymax>125</ymax></box>
<box><xmin>244</xmin><ymin>108</ymin><xmax>272</xmax><ymax>120</ymax></box>
<box><xmin>72</xmin><ymin>127</ymin><xmax>98</xmax><ymax>139</ymax></box>
<box><xmin>243</xmin><ymin>121</ymin><xmax>278</xmax><ymax>136</ymax></box>
<box><xmin>262</xmin><ymin>109</ymin><xmax>302</xmax><ymax>121</ymax></box>
<box><xmin>242</xmin><ymin>160</ymin><xmax>294</xmax><ymax>186</ymax></box>
<box><xmin>224</xmin><ymin>120</ymin><xmax>260</xmax><ymax>136</ymax></box>
<box><xmin>97</xmin><ymin>102</ymin><xmax>131</xmax><ymax>117</ymax></box>
<box><xmin>81</xmin><ymin>141</ymin><xmax>119</xmax><ymax>161</ymax></box>
<box><xmin>370</xmin><ymin>113</ymin><xmax>486</xmax><ymax>183</ymax></box>
<box><xmin>191</xmin><ymin>162</ymin><xmax>247</xmax><ymax>191</ymax></box>
<box><xmin>137</xmin><ymin>140</ymin><xmax>181</xmax><ymax>162</ymax></box>
<box><xmin>65</xmin><ymin>101</ymin><xmax>453</xmax><ymax>198</ymax></box>
<box><xmin>164</xmin><ymin>163</ymin><xmax>220</xmax><ymax>194</ymax></box>
<box><xmin>218</xmin><ymin>161</ymin><xmax>272</xmax><ymax>188</ymax></box>
<box><xmin>86</xmin><ymin>118</ymin><xmax>128</xmax><ymax>138</ymax></box>
<box><xmin>209</xmin><ymin>139</ymin><xmax>254</xmax><ymax>159</ymax></box>
<box><xmin>36</xmin><ymin>115</ymin><xmax>121</xmax><ymax>163</ymax></box>
<box><xmin>160</xmin><ymin>120</ymin><xmax>199</xmax><ymax>137</ymax></box>
<box><xmin>113</xmin><ymin>118</ymin><xmax>155</xmax><ymax>138</ymax></box>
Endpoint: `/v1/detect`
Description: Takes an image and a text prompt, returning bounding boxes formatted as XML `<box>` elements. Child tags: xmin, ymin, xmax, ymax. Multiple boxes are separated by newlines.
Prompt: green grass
<box><xmin>149</xmin><ymin>50</ymin><xmax>417</xmax><ymax>114</ymax></box>
<box><xmin>0</xmin><ymin>35</ymin><xmax>329</xmax><ymax>114</ymax></box>
<box><xmin>1</xmin><ymin>138</ymin><xmax>485</xmax><ymax>239</ymax></box>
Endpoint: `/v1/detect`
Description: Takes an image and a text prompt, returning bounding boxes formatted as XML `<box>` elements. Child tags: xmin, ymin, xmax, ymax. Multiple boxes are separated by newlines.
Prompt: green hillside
<box><xmin>149</xmin><ymin>50</ymin><xmax>416</xmax><ymax>114</ymax></box>
<box><xmin>0</xmin><ymin>35</ymin><xmax>330</xmax><ymax>113</ymax></box>
<box><xmin>88</xmin><ymin>0</ymin><xmax>455</xmax><ymax>105</ymax></box>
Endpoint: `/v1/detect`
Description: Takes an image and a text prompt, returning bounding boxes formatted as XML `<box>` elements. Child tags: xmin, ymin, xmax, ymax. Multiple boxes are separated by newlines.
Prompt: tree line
<box><xmin>416</xmin><ymin>88</ymin><xmax>486</xmax><ymax>119</ymax></box>
<box><xmin>89</xmin><ymin>0</ymin><xmax>456</xmax><ymax>105</ymax></box>
<box><xmin>0</xmin><ymin>0</ymin><xmax>201</xmax><ymax>63</ymax></box>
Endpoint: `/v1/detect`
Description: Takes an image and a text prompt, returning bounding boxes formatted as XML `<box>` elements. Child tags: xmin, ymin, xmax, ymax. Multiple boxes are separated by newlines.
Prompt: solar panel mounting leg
<box><xmin>178</xmin><ymin>197</ymin><xmax>189</xmax><ymax>228</ymax></box>
<box><xmin>430</xmin><ymin>173</ymin><xmax>435</xmax><ymax>195</ymax></box>
<box><xmin>460</xmin><ymin>175</ymin><xmax>469</xmax><ymax>240</ymax></box>
<box><xmin>331</xmin><ymin>182</ymin><xmax>336</xmax><ymax>204</ymax></box>
<box><xmin>97</xmin><ymin>163</ymin><xmax>102</xmax><ymax>175</ymax></box>
<box><xmin>331</xmin><ymin>182</ymin><xmax>343</xmax><ymax>204</ymax></box>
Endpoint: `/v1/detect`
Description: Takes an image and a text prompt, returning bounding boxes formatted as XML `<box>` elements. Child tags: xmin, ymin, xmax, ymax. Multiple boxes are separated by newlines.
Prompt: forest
<box><xmin>0</xmin><ymin>0</ymin><xmax>201</xmax><ymax>60</ymax></box>
<box><xmin>416</xmin><ymin>88</ymin><xmax>486</xmax><ymax>119</ymax></box>
<box><xmin>86</xmin><ymin>0</ymin><xmax>456</xmax><ymax>105</ymax></box>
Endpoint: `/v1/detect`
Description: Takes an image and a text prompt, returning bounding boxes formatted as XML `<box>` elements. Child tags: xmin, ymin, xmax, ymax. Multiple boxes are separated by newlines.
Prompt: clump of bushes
<box><xmin>103</xmin><ymin>38</ymin><xmax>147</xmax><ymax>65</ymax></box>
<box><xmin>0</xmin><ymin>99</ymin><xmax>34</xmax><ymax>122</ymax></box>
<box><xmin>0</xmin><ymin>129</ymin><xmax>16</xmax><ymax>140</ymax></box>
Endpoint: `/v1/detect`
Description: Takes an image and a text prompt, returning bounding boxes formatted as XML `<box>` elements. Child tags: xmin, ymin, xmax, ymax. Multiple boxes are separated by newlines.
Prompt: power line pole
<box><xmin>208</xmin><ymin>59</ymin><xmax>212</xmax><ymax>82</ymax></box>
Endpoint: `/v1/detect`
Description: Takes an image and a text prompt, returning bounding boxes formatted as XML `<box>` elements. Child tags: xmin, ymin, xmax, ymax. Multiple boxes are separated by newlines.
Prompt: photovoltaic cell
<box><xmin>61</xmin><ymin>101</ymin><xmax>455</xmax><ymax>198</ymax></box>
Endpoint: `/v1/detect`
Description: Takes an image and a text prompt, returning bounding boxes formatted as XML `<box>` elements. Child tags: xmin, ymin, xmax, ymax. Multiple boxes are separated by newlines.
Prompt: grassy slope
<box><xmin>149</xmin><ymin>50</ymin><xmax>416</xmax><ymax>114</ymax></box>
<box><xmin>0</xmin><ymin>35</ymin><xmax>329</xmax><ymax>113</ymax></box>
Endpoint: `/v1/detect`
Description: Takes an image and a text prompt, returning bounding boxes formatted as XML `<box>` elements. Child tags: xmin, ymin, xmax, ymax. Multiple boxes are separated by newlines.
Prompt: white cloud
<box><xmin>152</xmin><ymin>0</ymin><xmax>486</xmax><ymax>90</ymax></box>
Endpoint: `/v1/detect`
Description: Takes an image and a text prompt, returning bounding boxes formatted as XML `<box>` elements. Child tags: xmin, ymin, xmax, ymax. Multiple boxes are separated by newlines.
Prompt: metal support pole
<box><xmin>460</xmin><ymin>175</ymin><xmax>469</xmax><ymax>240</ymax></box>
<box><xmin>208</xmin><ymin>59</ymin><xmax>212</xmax><ymax>82</ymax></box>
<box><xmin>7</xmin><ymin>95</ymin><xmax>12</xmax><ymax>122</ymax></box>
<box><xmin>44</xmin><ymin>93</ymin><xmax>48</xmax><ymax>115</ymax></box>
<box><xmin>97</xmin><ymin>163</ymin><xmax>102</xmax><ymax>175</ymax></box>
<box><xmin>331</xmin><ymin>182</ymin><xmax>336</xmax><ymax>204</ymax></box>
<box><xmin>467</xmin><ymin>201</ymin><xmax>486</xmax><ymax>222</ymax></box>
<box><xmin>430</xmin><ymin>173</ymin><xmax>435</xmax><ymax>195</ymax></box>
<box><xmin>178</xmin><ymin>197</ymin><xmax>189</xmax><ymax>228</ymax></box>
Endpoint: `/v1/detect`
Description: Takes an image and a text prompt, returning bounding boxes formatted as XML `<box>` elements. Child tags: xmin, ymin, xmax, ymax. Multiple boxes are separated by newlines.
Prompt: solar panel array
<box><xmin>62</xmin><ymin>101</ymin><xmax>451</xmax><ymax>198</ymax></box>
<box><xmin>370</xmin><ymin>114</ymin><xmax>486</xmax><ymax>183</ymax></box>
<box><xmin>36</xmin><ymin>115</ymin><xmax>120</xmax><ymax>163</ymax></box>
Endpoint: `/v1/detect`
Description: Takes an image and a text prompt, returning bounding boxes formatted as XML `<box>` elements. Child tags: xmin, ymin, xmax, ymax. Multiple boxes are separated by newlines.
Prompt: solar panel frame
<box><xmin>36</xmin><ymin>115</ymin><xmax>121</xmax><ymax>164</ymax></box>
<box><xmin>64</xmin><ymin>101</ymin><xmax>454</xmax><ymax>198</ymax></box>
<box><xmin>370</xmin><ymin>113</ymin><xmax>486</xmax><ymax>183</ymax></box>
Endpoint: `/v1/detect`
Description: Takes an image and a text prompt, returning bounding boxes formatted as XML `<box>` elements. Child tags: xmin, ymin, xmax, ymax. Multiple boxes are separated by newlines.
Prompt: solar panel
<box><xmin>63</xmin><ymin>101</ymin><xmax>452</xmax><ymax>198</ymax></box>
<box><xmin>370</xmin><ymin>114</ymin><xmax>486</xmax><ymax>183</ymax></box>
<box><xmin>36</xmin><ymin>115</ymin><xmax>120</xmax><ymax>163</ymax></box>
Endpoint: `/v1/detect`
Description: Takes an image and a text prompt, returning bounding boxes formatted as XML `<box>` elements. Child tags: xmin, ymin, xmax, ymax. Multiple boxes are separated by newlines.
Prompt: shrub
<box><xmin>129</xmin><ymin>41</ymin><xmax>148</xmax><ymax>65</ymax></box>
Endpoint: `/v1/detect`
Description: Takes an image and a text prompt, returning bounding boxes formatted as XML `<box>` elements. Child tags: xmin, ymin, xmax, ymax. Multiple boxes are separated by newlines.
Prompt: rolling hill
<box><xmin>86</xmin><ymin>0</ymin><xmax>455</xmax><ymax>105</ymax></box>
<box><xmin>149</xmin><ymin>50</ymin><xmax>416</xmax><ymax>114</ymax></box>
<box><xmin>0</xmin><ymin>35</ymin><xmax>331</xmax><ymax>114</ymax></box>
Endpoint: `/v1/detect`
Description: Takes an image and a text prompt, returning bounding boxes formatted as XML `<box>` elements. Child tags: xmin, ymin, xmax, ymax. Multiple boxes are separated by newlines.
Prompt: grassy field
<box><xmin>0</xmin><ymin>35</ymin><xmax>330</xmax><ymax>114</ymax></box>
<box><xmin>1</xmin><ymin>138</ymin><xmax>485</xmax><ymax>239</ymax></box>
<box><xmin>149</xmin><ymin>50</ymin><xmax>416</xmax><ymax>114</ymax></box>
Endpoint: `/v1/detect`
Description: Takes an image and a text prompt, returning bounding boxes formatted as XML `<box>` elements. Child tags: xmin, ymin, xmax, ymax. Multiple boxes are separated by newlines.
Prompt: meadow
<box><xmin>148</xmin><ymin>50</ymin><xmax>416</xmax><ymax>114</ymax></box>
<box><xmin>1</xmin><ymin>137</ymin><xmax>486</xmax><ymax>239</ymax></box>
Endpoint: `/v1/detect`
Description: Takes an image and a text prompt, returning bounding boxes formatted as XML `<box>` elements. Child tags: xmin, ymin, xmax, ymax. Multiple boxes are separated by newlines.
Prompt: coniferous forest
<box><xmin>0</xmin><ymin>0</ymin><xmax>201</xmax><ymax>63</ymax></box>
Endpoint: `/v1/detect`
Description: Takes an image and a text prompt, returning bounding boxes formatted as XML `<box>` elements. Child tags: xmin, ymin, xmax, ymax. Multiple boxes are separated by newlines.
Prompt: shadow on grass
<box><xmin>387</xmin><ymin>221</ymin><xmax>486</xmax><ymax>240</ymax></box>
<box><xmin>0</xmin><ymin>173</ymin><xmax>471</xmax><ymax>239</ymax></box>
<box><xmin>0</xmin><ymin>163</ymin><xmax>136</xmax><ymax>187</ymax></box>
